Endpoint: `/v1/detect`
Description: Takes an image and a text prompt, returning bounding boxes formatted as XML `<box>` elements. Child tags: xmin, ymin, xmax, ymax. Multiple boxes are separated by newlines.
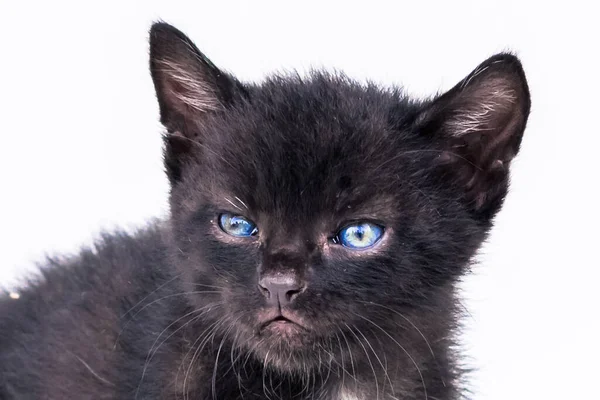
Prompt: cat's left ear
<box><xmin>417</xmin><ymin>53</ymin><xmax>531</xmax><ymax>218</ymax></box>
<box><xmin>149</xmin><ymin>22</ymin><xmax>243</xmax><ymax>183</ymax></box>
<box><xmin>149</xmin><ymin>22</ymin><xmax>237</xmax><ymax>128</ymax></box>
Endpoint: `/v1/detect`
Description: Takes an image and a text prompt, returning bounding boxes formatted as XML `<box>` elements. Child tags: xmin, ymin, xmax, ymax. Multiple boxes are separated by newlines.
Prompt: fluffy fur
<box><xmin>0</xmin><ymin>22</ymin><xmax>530</xmax><ymax>400</ymax></box>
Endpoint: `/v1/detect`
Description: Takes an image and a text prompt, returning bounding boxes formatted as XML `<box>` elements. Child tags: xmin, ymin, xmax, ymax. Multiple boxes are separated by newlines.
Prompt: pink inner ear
<box><xmin>441</xmin><ymin>73</ymin><xmax>527</xmax><ymax>169</ymax></box>
<box><xmin>446</xmin><ymin>77</ymin><xmax>518</xmax><ymax>138</ymax></box>
<box><xmin>155</xmin><ymin>58</ymin><xmax>222</xmax><ymax>114</ymax></box>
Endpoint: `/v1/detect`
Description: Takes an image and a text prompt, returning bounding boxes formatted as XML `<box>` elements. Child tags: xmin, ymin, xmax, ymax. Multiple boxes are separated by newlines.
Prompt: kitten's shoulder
<box><xmin>2</xmin><ymin>221</ymin><xmax>170</xmax><ymax>306</ymax></box>
<box><xmin>0</xmin><ymin>222</ymin><xmax>172</xmax><ymax>398</ymax></box>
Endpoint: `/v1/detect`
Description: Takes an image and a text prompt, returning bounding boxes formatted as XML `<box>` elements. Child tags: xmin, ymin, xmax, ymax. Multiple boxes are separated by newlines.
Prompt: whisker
<box><xmin>211</xmin><ymin>315</ymin><xmax>242</xmax><ymax>399</ymax></box>
<box><xmin>241</xmin><ymin>338</ymin><xmax>266</xmax><ymax>372</ymax></box>
<box><xmin>149</xmin><ymin>304</ymin><xmax>216</xmax><ymax>358</ymax></box>
<box><xmin>333</xmin><ymin>332</ymin><xmax>346</xmax><ymax>389</ymax></box>
<box><xmin>227</xmin><ymin>329</ymin><xmax>248</xmax><ymax>399</ymax></box>
<box><xmin>224</xmin><ymin>197</ymin><xmax>242</xmax><ymax>211</ymax></box>
<box><xmin>67</xmin><ymin>350</ymin><xmax>115</xmax><ymax>387</ymax></box>
<box><xmin>262</xmin><ymin>344</ymin><xmax>275</xmax><ymax>400</ymax></box>
<box><xmin>115</xmin><ymin>290</ymin><xmax>222</xmax><ymax>349</ymax></box>
<box><xmin>181</xmin><ymin>282</ymin><xmax>228</xmax><ymax>290</ymax></box>
<box><xmin>119</xmin><ymin>273</ymin><xmax>183</xmax><ymax>319</ymax></box>
<box><xmin>344</xmin><ymin>323</ymin><xmax>380</xmax><ymax>400</ymax></box>
<box><xmin>352</xmin><ymin>312</ymin><xmax>428</xmax><ymax>400</ymax></box>
<box><xmin>317</xmin><ymin>343</ymin><xmax>334</xmax><ymax>394</ymax></box>
<box><xmin>352</xmin><ymin>324</ymin><xmax>395</xmax><ymax>397</ymax></box>
<box><xmin>135</xmin><ymin>302</ymin><xmax>225</xmax><ymax>398</ymax></box>
<box><xmin>338</xmin><ymin>328</ymin><xmax>359</xmax><ymax>392</ymax></box>
<box><xmin>234</xmin><ymin>196</ymin><xmax>248</xmax><ymax>210</ymax></box>
<box><xmin>135</xmin><ymin>310</ymin><xmax>203</xmax><ymax>399</ymax></box>
<box><xmin>175</xmin><ymin>311</ymin><xmax>224</xmax><ymax>399</ymax></box>
<box><xmin>211</xmin><ymin>331</ymin><xmax>228</xmax><ymax>400</ymax></box>
<box><xmin>182</xmin><ymin>318</ymin><xmax>225</xmax><ymax>400</ymax></box>
<box><xmin>359</xmin><ymin>301</ymin><xmax>436</xmax><ymax>359</ymax></box>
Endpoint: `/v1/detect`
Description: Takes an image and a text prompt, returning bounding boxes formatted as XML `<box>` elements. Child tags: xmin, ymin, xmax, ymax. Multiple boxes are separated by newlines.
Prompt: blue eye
<box><xmin>336</xmin><ymin>222</ymin><xmax>384</xmax><ymax>249</ymax></box>
<box><xmin>218</xmin><ymin>213</ymin><xmax>258</xmax><ymax>237</ymax></box>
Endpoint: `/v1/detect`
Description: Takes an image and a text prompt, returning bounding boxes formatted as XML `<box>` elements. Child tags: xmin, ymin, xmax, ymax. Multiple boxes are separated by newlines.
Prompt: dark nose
<box><xmin>258</xmin><ymin>273</ymin><xmax>305</xmax><ymax>307</ymax></box>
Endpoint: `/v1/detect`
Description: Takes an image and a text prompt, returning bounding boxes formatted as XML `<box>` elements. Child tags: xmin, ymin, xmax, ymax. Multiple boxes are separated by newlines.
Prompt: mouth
<box><xmin>257</xmin><ymin>312</ymin><xmax>309</xmax><ymax>340</ymax></box>
<box><xmin>261</xmin><ymin>314</ymin><xmax>304</xmax><ymax>330</ymax></box>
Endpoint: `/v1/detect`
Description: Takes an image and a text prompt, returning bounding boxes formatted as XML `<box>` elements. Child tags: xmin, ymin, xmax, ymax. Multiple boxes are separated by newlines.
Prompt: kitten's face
<box><xmin>149</xmin><ymin>24</ymin><xmax>530</xmax><ymax>371</ymax></box>
<box><xmin>168</xmin><ymin>84</ymin><xmax>476</xmax><ymax>369</ymax></box>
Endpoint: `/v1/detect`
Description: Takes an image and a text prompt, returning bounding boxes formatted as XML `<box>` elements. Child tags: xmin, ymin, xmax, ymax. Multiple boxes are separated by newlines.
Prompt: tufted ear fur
<box><xmin>149</xmin><ymin>22</ymin><xmax>241</xmax><ymax>183</ymax></box>
<box><xmin>418</xmin><ymin>53</ymin><xmax>531</xmax><ymax>219</ymax></box>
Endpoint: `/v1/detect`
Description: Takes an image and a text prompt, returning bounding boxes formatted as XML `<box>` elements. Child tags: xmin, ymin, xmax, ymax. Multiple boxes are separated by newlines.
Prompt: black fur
<box><xmin>0</xmin><ymin>22</ymin><xmax>530</xmax><ymax>400</ymax></box>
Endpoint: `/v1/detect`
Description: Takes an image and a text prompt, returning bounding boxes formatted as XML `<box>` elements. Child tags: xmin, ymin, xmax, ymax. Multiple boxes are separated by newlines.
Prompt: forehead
<box><xmin>194</xmin><ymin>76</ymin><xmax>425</xmax><ymax>215</ymax></box>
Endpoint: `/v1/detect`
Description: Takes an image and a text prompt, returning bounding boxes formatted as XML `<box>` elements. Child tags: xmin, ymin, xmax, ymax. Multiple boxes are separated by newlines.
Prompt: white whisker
<box><xmin>67</xmin><ymin>350</ymin><xmax>115</xmax><ymax>387</ymax></box>
<box><xmin>345</xmin><ymin>323</ymin><xmax>380</xmax><ymax>400</ymax></box>
<box><xmin>352</xmin><ymin>312</ymin><xmax>428</xmax><ymax>400</ymax></box>
<box><xmin>224</xmin><ymin>197</ymin><xmax>242</xmax><ymax>211</ymax></box>
<box><xmin>234</xmin><ymin>196</ymin><xmax>248</xmax><ymax>210</ymax></box>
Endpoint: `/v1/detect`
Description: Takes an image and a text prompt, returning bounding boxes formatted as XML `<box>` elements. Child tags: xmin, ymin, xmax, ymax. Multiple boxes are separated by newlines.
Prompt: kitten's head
<box><xmin>149</xmin><ymin>23</ymin><xmax>530</xmax><ymax>372</ymax></box>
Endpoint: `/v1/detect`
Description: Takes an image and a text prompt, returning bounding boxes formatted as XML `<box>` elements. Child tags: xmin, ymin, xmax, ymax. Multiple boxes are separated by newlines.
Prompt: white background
<box><xmin>1</xmin><ymin>1</ymin><xmax>598</xmax><ymax>398</ymax></box>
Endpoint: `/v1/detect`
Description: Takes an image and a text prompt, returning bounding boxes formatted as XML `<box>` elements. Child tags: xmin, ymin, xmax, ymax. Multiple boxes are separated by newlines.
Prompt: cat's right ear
<box><xmin>416</xmin><ymin>53</ymin><xmax>531</xmax><ymax>220</ymax></box>
<box><xmin>149</xmin><ymin>22</ymin><xmax>240</xmax><ymax>182</ymax></box>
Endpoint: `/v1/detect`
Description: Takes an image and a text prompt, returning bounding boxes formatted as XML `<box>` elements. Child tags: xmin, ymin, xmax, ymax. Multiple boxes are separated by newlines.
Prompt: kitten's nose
<box><xmin>258</xmin><ymin>273</ymin><xmax>305</xmax><ymax>307</ymax></box>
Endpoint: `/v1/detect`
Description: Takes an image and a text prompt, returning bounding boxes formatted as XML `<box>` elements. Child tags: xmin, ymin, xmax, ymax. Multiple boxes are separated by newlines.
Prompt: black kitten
<box><xmin>0</xmin><ymin>22</ymin><xmax>530</xmax><ymax>400</ymax></box>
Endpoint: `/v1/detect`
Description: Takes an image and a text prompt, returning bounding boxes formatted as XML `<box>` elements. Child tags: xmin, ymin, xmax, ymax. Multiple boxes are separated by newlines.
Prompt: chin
<box><xmin>245</xmin><ymin>320</ymin><xmax>328</xmax><ymax>373</ymax></box>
